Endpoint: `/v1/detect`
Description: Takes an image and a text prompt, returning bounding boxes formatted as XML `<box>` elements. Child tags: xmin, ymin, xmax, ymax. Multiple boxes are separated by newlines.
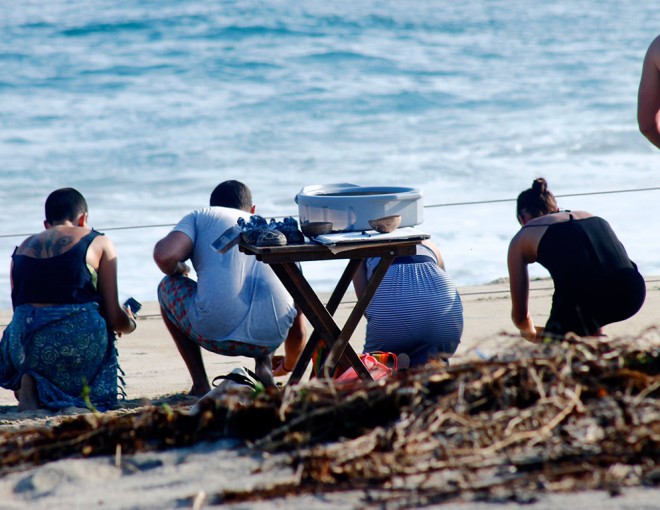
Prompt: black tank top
<box><xmin>535</xmin><ymin>216</ymin><xmax>635</xmax><ymax>295</ymax></box>
<box><xmin>11</xmin><ymin>230</ymin><xmax>103</xmax><ymax>308</ymax></box>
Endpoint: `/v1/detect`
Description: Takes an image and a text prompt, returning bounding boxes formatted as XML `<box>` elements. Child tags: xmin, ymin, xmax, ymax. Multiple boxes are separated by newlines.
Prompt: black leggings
<box><xmin>545</xmin><ymin>268</ymin><xmax>646</xmax><ymax>337</ymax></box>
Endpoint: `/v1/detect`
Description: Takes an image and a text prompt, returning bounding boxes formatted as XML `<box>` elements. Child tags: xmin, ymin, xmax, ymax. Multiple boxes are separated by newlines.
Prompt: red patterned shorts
<box><xmin>157</xmin><ymin>276</ymin><xmax>272</xmax><ymax>357</ymax></box>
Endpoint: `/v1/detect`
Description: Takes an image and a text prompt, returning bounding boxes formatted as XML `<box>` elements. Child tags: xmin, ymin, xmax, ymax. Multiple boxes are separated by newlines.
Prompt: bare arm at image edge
<box><xmin>638</xmin><ymin>35</ymin><xmax>660</xmax><ymax>149</ymax></box>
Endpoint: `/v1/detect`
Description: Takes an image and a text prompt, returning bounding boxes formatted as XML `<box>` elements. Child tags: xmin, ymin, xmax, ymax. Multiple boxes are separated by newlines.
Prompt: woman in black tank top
<box><xmin>507</xmin><ymin>178</ymin><xmax>645</xmax><ymax>341</ymax></box>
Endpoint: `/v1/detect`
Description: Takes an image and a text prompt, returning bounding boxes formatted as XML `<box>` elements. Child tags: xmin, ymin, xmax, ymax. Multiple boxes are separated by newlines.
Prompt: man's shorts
<box><xmin>157</xmin><ymin>275</ymin><xmax>272</xmax><ymax>358</ymax></box>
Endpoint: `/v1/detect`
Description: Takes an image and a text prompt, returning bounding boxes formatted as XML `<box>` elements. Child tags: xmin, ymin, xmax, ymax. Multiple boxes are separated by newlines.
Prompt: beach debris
<box><xmin>192</xmin><ymin>490</ymin><xmax>207</xmax><ymax>510</ymax></box>
<box><xmin>0</xmin><ymin>333</ymin><xmax>657</xmax><ymax>507</ymax></box>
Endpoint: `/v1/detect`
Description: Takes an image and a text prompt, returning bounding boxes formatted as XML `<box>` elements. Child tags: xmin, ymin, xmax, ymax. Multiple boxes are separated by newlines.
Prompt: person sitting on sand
<box><xmin>638</xmin><ymin>34</ymin><xmax>660</xmax><ymax>149</ymax></box>
<box><xmin>153</xmin><ymin>180</ymin><xmax>306</xmax><ymax>393</ymax></box>
<box><xmin>0</xmin><ymin>188</ymin><xmax>137</xmax><ymax>411</ymax></box>
<box><xmin>508</xmin><ymin>178</ymin><xmax>646</xmax><ymax>341</ymax></box>
<box><xmin>352</xmin><ymin>239</ymin><xmax>463</xmax><ymax>367</ymax></box>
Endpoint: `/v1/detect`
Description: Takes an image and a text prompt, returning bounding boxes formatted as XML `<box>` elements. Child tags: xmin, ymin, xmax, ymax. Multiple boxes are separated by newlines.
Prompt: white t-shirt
<box><xmin>173</xmin><ymin>206</ymin><xmax>296</xmax><ymax>348</ymax></box>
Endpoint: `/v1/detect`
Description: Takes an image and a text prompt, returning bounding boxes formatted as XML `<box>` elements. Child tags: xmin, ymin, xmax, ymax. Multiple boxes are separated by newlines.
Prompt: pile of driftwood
<box><xmin>0</xmin><ymin>333</ymin><xmax>658</xmax><ymax>507</ymax></box>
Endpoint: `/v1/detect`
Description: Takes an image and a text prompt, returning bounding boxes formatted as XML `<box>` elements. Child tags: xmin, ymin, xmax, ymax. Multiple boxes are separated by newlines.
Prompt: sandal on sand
<box><xmin>212</xmin><ymin>372</ymin><xmax>256</xmax><ymax>390</ymax></box>
<box><xmin>211</xmin><ymin>367</ymin><xmax>265</xmax><ymax>390</ymax></box>
<box><xmin>189</xmin><ymin>367</ymin><xmax>258</xmax><ymax>416</ymax></box>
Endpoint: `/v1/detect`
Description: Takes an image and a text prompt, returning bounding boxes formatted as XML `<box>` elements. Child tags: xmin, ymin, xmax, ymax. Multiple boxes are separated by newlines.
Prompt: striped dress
<box><xmin>363</xmin><ymin>243</ymin><xmax>463</xmax><ymax>366</ymax></box>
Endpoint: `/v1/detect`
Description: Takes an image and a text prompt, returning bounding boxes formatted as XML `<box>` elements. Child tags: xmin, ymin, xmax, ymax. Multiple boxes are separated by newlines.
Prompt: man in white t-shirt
<box><xmin>153</xmin><ymin>180</ymin><xmax>306</xmax><ymax>394</ymax></box>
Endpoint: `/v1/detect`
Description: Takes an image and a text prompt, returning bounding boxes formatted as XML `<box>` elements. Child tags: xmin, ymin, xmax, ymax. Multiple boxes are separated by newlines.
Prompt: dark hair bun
<box><xmin>531</xmin><ymin>177</ymin><xmax>548</xmax><ymax>195</ymax></box>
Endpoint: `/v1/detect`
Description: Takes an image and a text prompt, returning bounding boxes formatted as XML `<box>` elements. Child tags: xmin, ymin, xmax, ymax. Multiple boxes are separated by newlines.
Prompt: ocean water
<box><xmin>1</xmin><ymin>0</ymin><xmax>659</xmax><ymax>310</ymax></box>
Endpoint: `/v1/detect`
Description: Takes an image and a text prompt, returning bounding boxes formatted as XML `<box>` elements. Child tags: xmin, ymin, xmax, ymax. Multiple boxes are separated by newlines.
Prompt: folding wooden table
<box><xmin>239</xmin><ymin>238</ymin><xmax>424</xmax><ymax>384</ymax></box>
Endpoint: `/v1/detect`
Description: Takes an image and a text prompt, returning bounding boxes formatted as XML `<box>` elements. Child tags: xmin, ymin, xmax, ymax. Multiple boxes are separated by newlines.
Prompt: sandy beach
<box><xmin>0</xmin><ymin>277</ymin><xmax>658</xmax><ymax>509</ymax></box>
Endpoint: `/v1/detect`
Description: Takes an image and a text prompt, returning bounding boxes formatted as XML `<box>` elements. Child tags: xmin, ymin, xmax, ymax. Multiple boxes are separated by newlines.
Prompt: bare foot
<box><xmin>17</xmin><ymin>373</ymin><xmax>41</xmax><ymax>412</ymax></box>
<box><xmin>189</xmin><ymin>382</ymin><xmax>211</xmax><ymax>397</ymax></box>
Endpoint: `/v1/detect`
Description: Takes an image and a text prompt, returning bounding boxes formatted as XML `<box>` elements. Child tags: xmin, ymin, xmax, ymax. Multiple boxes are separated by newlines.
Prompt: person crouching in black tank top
<box><xmin>507</xmin><ymin>178</ymin><xmax>646</xmax><ymax>341</ymax></box>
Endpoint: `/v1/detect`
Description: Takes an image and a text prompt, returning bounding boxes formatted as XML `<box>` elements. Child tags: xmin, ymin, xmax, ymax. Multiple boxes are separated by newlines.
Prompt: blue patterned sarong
<box><xmin>0</xmin><ymin>303</ymin><xmax>119</xmax><ymax>411</ymax></box>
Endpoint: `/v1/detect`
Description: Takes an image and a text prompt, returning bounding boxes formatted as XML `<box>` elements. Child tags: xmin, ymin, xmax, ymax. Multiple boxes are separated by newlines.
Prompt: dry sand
<box><xmin>0</xmin><ymin>277</ymin><xmax>658</xmax><ymax>509</ymax></box>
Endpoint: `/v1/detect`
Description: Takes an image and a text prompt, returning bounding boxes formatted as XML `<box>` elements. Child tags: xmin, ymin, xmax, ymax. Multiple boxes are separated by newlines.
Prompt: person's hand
<box><xmin>521</xmin><ymin>327</ymin><xmax>548</xmax><ymax>344</ymax></box>
<box><xmin>171</xmin><ymin>261</ymin><xmax>191</xmax><ymax>276</ymax></box>
<box><xmin>272</xmin><ymin>355</ymin><xmax>295</xmax><ymax>377</ymax></box>
<box><xmin>117</xmin><ymin>306</ymin><xmax>137</xmax><ymax>337</ymax></box>
<box><xmin>533</xmin><ymin>326</ymin><xmax>545</xmax><ymax>342</ymax></box>
<box><xmin>520</xmin><ymin>326</ymin><xmax>539</xmax><ymax>343</ymax></box>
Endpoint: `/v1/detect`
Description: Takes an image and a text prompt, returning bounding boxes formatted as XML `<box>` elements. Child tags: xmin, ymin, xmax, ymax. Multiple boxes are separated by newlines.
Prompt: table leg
<box><xmin>323</xmin><ymin>255</ymin><xmax>395</xmax><ymax>378</ymax></box>
<box><xmin>287</xmin><ymin>259</ymin><xmax>362</xmax><ymax>384</ymax></box>
<box><xmin>269</xmin><ymin>261</ymin><xmax>372</xmax><ymax>383</ymax></box>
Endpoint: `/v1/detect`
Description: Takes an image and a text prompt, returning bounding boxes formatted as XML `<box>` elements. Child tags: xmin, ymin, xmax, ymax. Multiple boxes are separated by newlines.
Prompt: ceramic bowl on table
<box><xmin>300</xmin><ymin>221</ymin><xmax>333</xmax><ymax>238</ymax></box>
<box><xmin>368</xmin><ymin>215</ymin><xmax>401</xmax><ymax>234</ymax></box>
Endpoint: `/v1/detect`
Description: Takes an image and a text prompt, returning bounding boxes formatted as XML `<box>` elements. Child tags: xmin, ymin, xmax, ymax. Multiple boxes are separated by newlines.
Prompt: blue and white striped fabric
<box><xmin>364</xmin><ymin>244</ymin><xmax>464</xmax><ymax>367</ymax></box>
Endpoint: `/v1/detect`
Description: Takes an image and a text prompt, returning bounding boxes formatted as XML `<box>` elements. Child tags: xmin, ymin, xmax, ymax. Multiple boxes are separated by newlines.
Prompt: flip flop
<box><xmin>212</xmin><ymin>372</ymin><xmax>256</xmax><ymax>390</ymax></box>
<box><xmin>211</xmin><ymin>367</ymin><xmax>267</xmax><ymax>390</ymax></box>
